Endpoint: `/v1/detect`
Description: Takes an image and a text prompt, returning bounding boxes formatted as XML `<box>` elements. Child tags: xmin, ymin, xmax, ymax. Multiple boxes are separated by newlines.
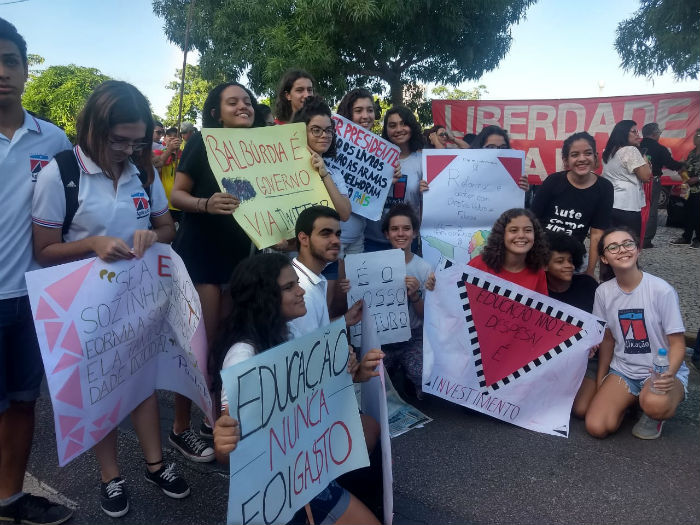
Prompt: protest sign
<box><xmin>202</xmin><ymin>124</ymin><xmax>333</xmax><ymax>249</ymax></box>
<box><xmin>327</xmin><ymin>113</ymin><xmax>399</xmax><ymax>220</ymax></box>
<box><xmin>422</xmin><ymin>262</ymin><xmax>605</xmax><ymax>437</ymax></box>
<box><xmin>345</xmin><ymin>249</ymin><xmax>411</xmax><ymax>346</ymax></box>
<box><xmin>433</xmin><ymin>91</ymin><xmax>700</xmax><ymax>184</ymax></box>
<box><xmin>221</xmin><ymin>319</ymin><xmax>368</xmax><ymax>525</ymax></box>
<box><xmin>25</xmin><ymin>245</ymin><xmax>212</xmax><ymax>466</ymax></box>
<box><xmin>421</xmin><ymin>149</ymin><xmax>525</xmax><ymax>269</ymax></box>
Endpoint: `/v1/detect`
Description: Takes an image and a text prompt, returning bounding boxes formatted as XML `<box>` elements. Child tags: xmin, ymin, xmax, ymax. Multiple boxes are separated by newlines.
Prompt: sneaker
<box><xmin>631</xmin><ymin>413</ymin><xmax>664</xmax><ymax>440</ymax></box>
<box><xmin>199</xmin><ymin>420</ymin><xmax>213</xmax><ymax>439</ymax></box>
<box><xmin>0</xmin><ymin>494</ymin><xmax>73</xmax><ymax>525</ymax></box>
<box><xmin>144</xmin><ymin>463</ymin><xmax>190</xmax><ymax>499</ymax></box>
<box><xmin>169</xmin><ymin>428</ymin><xmax>215</xmax><ymax>462</ymax></box>
<box><xmin>100</xmin><ymin>477</ymin><xmax>129</xmax><ymax>518</ymax></box>
<box><xmin>643</xmin><ymin>241</ymin><xmax>654</xmax><ymax>249</ymax></box>
<box><xmin>669</xmin><ymin>236</ymin><xmax>691</xmax><ymax>245</ymax></box>
<box><xmin>691</xmin><ymin>240</ymin><xmax>700</xmax><ymax>249</ymax></box>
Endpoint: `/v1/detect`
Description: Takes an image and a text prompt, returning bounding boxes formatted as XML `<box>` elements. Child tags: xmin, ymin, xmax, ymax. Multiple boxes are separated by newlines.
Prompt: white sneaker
<box><xmin>631</xmin><ymin>413</ymin><xmax>664</xmax><ymax>440</ymax></box>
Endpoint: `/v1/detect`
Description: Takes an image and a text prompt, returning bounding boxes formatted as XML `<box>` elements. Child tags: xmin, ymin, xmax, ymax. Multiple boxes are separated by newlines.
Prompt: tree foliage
<box><xmin>615</xmin><ymin>0</ymin><xmax>699</xmax><ymax>80</ymax></box>
<box><xmin>22</xmin><ymin>65</ymin><xmax>111</xmax><ymax>141</ymax></box>
<box><xmin>153</xmin><ymin>0</ymin><xmax>535</xmax><ymax>106</ymax></box>
<box><xmin>164</xmin><ymin>64</ymin><xmax>220</xmax><ymax>126</ymax></box>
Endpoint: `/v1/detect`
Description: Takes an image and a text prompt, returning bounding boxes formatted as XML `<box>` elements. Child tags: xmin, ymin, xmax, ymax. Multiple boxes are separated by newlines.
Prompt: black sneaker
<box><xmin>199</xmin><ymin>421</ymin><xmax>213</xmax><ymax>439</ymax></box>
<box><xmin>144</xmin><ymin>463</ymin><xmax>190</xmax><ymax>499</ymax></box>
<box><xmin>168</xmin><ymin>428</ymin><xmax>215</xmax><ymax>462</ymax></box>
<box><xmin>0</xmin><ymin>494</ymin><xmax>73</xmax><ymax>525</ymax></box>
<box><xmin>100</xmin><ymin>477</ymin><xmax>128</xmax><ymax>518</ymax></box>
<box><xmin>670</xmin><ymin>237</ymin><xmax>691</xmax><ymax>245</ymax></box>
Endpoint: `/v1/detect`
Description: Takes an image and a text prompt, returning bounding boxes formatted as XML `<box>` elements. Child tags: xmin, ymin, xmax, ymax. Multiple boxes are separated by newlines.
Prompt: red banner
<box><xmin>432</xmin><ymin>91</ymin><xmax>700</xmax><ymax>184</ymax></box>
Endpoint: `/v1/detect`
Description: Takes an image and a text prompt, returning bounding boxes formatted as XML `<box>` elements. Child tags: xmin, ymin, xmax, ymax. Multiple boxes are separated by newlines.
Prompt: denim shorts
<box><xmin>607</xmin><ymin>362</ymin><xmax>689</xmax><ymax>397</ymax></box>
<box><xmin>0</xmin><ymin>295</ymin><xmax>44</xmax><ymax>413</ymax></box>
<box><xmin>287</xmin><ymin>480</ymin><xmax>350</xmax><ymax>525</ymax></box>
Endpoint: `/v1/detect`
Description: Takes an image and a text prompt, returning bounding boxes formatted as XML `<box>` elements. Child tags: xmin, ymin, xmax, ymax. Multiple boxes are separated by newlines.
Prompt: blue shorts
<box><xmin>0</xmin><ymin>295</ymin><xmax>44</xmax><ymax>413</ymax></box>
<box><xmin>607</xmin><ymin>363</ymin><xmax>689</xmax><ymax>397</ymax></box>
<box><xmin>287</xmin><ymin>481</ymin><xmax>350</xmax><ymax>525</ymax></box>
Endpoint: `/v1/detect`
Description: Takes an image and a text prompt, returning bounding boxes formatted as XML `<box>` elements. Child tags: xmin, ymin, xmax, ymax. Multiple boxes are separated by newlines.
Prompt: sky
<box><xmin>2</xmin><ymin>0</ymin><xmax>698</xmax><ymax>119</ymax></box>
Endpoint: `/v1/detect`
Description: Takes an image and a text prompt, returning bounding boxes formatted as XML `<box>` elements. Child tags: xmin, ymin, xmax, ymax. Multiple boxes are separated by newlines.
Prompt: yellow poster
<box><xmin>202</xmin><ymin>123</ymin><xmax>333</xmax><ymax>249</ymax></box>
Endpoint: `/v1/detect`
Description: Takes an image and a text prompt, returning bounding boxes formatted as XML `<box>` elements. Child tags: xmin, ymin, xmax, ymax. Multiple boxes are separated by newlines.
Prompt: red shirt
<box><xmin>469</xmin><ymin>255</ymin><xmax>548</xmax><ymax>296</ymax></box>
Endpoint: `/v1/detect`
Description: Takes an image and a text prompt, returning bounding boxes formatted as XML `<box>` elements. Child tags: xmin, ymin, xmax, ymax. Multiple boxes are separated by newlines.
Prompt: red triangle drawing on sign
<box><xmin>426</xmin><ymin>154</ymin><xmax>458</xmax><ymax>184</ymax></box>
<box><xmin>45</xmin><ymin>260</ymin><xmax>94</xmax><ymax>312</ymax></box>
<box><xmin>497</xmin><ymin>156</ymin><xmax>522</xmax><ymax>185</ymax></box>
<box><xmin>464</xmin><ymin>282</ymin><xmax>581</xmax><ymax>388</ymax></box>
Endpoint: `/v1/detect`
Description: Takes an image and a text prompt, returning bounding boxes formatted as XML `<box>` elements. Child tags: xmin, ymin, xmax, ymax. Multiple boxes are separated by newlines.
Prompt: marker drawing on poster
<box><xmin>221</xmin><ymin>319</ymin><xmax>369</xmax><ymax>525</ymax></box>
<box><xmin>25</xmin><ymin>245</ymin><xmax>212</xmax><ymax>466</ymax></box>
<box><xmin>345</xmin><ymin>249</ymin><xmax>411</xmax><ymax>346</ymax></box>
<box><xmin>202</xmin><ymin>123</ymin><xmax>333</xmax><ymax>249</ymax></box>
<box><xmin>421</xmin><ymin>149</ymin><xmax>525</xmax><ymax>268</ymax></box>
<box><xmin>422</xmin><ymin>262</ymin><xmax>606</xmax><ymax>437</ymax></box>
<box><xmin>327</xmin><ymin>113</ymin><xmax>399</xmax><ymax>220</ymax></box>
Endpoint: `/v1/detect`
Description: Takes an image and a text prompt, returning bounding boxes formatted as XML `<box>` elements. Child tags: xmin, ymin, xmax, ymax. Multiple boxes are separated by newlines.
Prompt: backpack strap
<box><xmin>54</xmin><ymin>149</ymin><xmax>81</xmax><ymax>238</ymax></box>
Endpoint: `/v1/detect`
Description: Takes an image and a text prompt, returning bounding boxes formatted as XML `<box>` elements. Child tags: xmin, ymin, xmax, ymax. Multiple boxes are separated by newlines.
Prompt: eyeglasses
<box><xmin>604</xmin><ymin>239</ymin><xmax>637</xmax><ymax>254</ymax></box>
<box><xmin>309</xmin><ymin>126</ymin><xmax>334</xmax><ymax>138</ymax></box>
<box><xmin>108</xmin><ymin>138</ymin><xmax>152</xmax><ymax>152</ymax></box>
<box><xmin>484</xmin><ymin>144</ymin><xmax>509</xmax><ymax>150</ymax></box>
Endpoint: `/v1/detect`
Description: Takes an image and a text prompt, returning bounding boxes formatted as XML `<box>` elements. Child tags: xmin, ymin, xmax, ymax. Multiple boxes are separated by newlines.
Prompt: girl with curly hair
<box><xmin>210</xmin><ymin>253</ymin><xmax>380</xmax><ymax>525</ymax></box>
<box><xmin>469</xmin><ymin>208</ymin><xmax>549</xmax><ymax>294</ymax></box>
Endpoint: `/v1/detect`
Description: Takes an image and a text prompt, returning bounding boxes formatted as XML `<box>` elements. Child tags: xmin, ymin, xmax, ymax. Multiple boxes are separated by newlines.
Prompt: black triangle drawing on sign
<box><xmin>552</xmin><ymin>425</ymin><xmax>568</xmax><ymax>437</ymax></box>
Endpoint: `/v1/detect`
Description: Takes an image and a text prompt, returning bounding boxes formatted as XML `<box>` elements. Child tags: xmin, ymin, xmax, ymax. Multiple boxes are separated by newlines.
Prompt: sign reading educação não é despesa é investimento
<box><xmin>202</xmin><ymin>123</ymin><xmax>334</xmax><ymax>249</ymax></box>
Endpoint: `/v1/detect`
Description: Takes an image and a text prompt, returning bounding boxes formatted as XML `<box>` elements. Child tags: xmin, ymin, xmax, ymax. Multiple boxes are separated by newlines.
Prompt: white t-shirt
<box><xmin>406</xmin><ymin>254</ymin><xmax>432</xmax><ymax>330</ymax></box>
<box><xmin>288</xmin><ymin>257</ymin><xmax>329</xmax><ymax>337</ymax></box>
<box><xmin>220</xmin><ymin>341</ymin><xmax>256</xmax><ymax>407</ymax></box>
<box><xmin>0</xmin><ymin>111</ymin><xmax>71</xmax><ymax>299</ymax></box>
<box><xmin>32</xmin><ymin>146</ymin><xmax>169</xmax><ymax>246</ymax></box>
<box><xmin>592</xmin><ymin>272</ymin><xmax>685</xmax><ymax>380</ymax></box>
<box><xmin>602</xmin><ymin>146</ymin><xmax>647</xmax><ymax>211</ymax></box>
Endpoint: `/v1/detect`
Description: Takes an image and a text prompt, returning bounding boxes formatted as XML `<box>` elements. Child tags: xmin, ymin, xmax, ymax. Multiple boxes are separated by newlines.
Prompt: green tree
<box><xmin>615</xmin><ymin>0</ymin><xmax>699</xmax><ymax>80</ymax></box>
<box><xmin>22</xmin><ymin>65</ymin><xmax>111</xmax><ymax>141</ymax></box>
<box><xmin>431</xmin><ymin>84</ymin><xmax>488</xmax><ymax>100</ymax></box>
<box><xmin>164</xmin><ymin>64</ymin><xmax>220</xmax><ymax>126</ymax></box>
<box><xmin>153</xmin><ymin>0</ymin><xmax>535</xmax><ymax>106</ymax></box>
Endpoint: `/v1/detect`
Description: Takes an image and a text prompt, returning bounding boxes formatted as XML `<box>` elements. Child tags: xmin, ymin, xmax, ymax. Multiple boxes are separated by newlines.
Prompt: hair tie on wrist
<box><xmin>205</xmin><ymin>196</ymin><xmax>212</xmax><ymax>212</ymax></box>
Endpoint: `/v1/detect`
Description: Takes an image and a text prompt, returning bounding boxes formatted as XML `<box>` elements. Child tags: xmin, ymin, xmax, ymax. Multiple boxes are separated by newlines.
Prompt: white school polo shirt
<box><xmin>32</xmin><ymin>146</ymin><xmax>169</xmax><ymax>247</ymax></box>
<box><xmin>288</xmin><ymin>257</ymin><xmax>330</xmax><ymax>338</ymax></box>
<box><xmin>0</xmin><ymin>110</ymin><xmax>71</xmax><ymax>299</ymax></box>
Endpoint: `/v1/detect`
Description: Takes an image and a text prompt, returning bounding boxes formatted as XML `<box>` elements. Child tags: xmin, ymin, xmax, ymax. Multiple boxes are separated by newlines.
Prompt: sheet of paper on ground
<box><xmin>25</xmin><ymin>244</ymin><xmax>212</xmax><ymax>465</ymax></box>
<box><xmin>421</xmin><ymin>149</ymin><xmax>525</xmax><ymax>268</ymax></box>
<box><xmin>221</xmin><ymin>319</ymin><xmax>369</xmax><ymax>525</ymax></box>
<box><xmin>345</xmin><ymin>249</ymin><xmax>411</xmax><ymax>346</ymax></box>
<box><xmin>422</xmin><ymin>262</ymin><xmax>605</xmax><ymax>437</ymax></box>
<box><xmin>327</xmin><ymin>113</ymin><xmax>399</xmax><ymax>220</ymax></box>
<box><xmin>202</xmin><ymin>124</ymin><xmax>333</xmax><ymax>248</ymax></box>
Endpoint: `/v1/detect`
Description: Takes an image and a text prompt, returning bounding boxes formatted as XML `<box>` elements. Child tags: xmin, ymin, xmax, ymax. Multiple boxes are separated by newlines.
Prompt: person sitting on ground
<box><xmin>531</xmin><ymin>132</ymin><xmax>613</xmax><ymax>277</ymax></box>
<box><xmin>469</xmin><ymin>208</ymin><xmax>549</xmax><ymax>295</ymax></box>
<box><xmin>209</xmin><ymin>253</ymin><xmax>381</xmax><ymax>525</ymax></box>
<box><xmin>585</xmin><ymin>227</ymin><xmax>688</xmax><ymax>440</ymax></box>
<box><xmin>545</xmin><ymin>232</ymin><xmax>599</xmax><ymax>418</ymax></box>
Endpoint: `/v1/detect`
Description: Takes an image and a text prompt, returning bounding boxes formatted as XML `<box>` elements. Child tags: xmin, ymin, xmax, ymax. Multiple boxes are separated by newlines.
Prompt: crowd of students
<box><xmin>0</xmin><ymin>17</ymin><xmax>696</xmax><ymax>525</ymax></box>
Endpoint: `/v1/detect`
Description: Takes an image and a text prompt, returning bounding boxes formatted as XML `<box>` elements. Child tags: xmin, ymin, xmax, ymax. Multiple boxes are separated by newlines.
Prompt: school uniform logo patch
<box><xmin>131</xmin><ymin>191</ymin><xmax>150</xmax><ymax>219</ymax></box>
<box><xmin>30</xmin><ymin>154</ymin><xmax>50</xmax><ymax>181</ymax></box>
<box><xmin>618</xmin><ymin>309</ymin><xmax>651</xmax><ymax>354</ymax></box>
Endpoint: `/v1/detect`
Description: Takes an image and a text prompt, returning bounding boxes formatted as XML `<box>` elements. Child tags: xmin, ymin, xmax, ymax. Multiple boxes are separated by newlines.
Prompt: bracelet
<box><xmin>205</xmin><ymin>196</ymin><xmax>211</xmax><ymax>212</ymax></box>
<box><xmin>195</xmin><ymin>198</ymin><xmax>201</xmax><ymax>213</ymax></box>
<box><xmin>320</xmin><ymin>172</ymin><xmax>328</xmax><ymax>179</ymax></box>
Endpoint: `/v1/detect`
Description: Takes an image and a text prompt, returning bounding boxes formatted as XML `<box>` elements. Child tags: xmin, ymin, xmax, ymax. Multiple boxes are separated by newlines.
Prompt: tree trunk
<box><xmin>390</xmin><ymin>79</ymin><xmax>404</xmax><ymax>107</ymax></box>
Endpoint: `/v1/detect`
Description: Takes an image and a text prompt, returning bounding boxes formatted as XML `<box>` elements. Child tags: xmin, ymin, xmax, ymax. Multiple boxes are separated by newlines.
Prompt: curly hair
<box><xmin>274</xmin><ymin>69</ymin><xmax>315</xmax><ymax>123</ymax></box>
<box><xmin>381</xmin><ymin>106</ymin><xmax>424</xmax><ymax>153</ymax></box>
<box><xmin>291</xmin><ymin>95</ymin><xmax>337</xmax><ymax>158</ymax></box>
<box><xmin>546</xmin><ymin>231</ymin><xmax>585</xmax><ymax>271</ymax></box>
<box><xmin>208</xmin><ymin>253</ymin><xmax>293</xmax><ymax>399</ymax></box>
<box><xmin>336</xmin><ymin>88</ymin><xmax>379</xmax><ymax>123</ymax></box>
<box><xmin>382</xmin><ymin>202</ymin><xmax>420</xmax><ymax>233</ymax></box>
<box><xmin>202</xmin><ymin>82</ymin><xmax>258</xmax><ymax>128</ymax></box>
<box><xmin>481</xmin><ymin>208</ymin><xmax>549</xmax><ymax>272</ymax></box>
<box><xmin>472</xmin><ymin>125</ymin><xmax>511</xmax><ymax>149</ymax></box>
<box><xmin>602</xmin><ymin>120</ymin><xmax>637</xmax><ymax>163</ymax></box>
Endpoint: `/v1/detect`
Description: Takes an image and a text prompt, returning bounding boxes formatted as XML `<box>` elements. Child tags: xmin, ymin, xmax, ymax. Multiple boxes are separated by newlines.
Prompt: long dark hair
<box><xmin>274</xmin><ymin>69</ymin><xmax>315</xmax><ymax>123</ymax></box>
<box><xmin>291</xmin><ymin>95</ymin><xmax>337</xmax><ymax>158</ymax></box>
<box><xmin>76</xmin><ymin>80</ymin><xmax>155</xmax><ymax>183</ymax></box>
<box><xmin>602</xmin><ymin>120</ymin><xmax>637</xmax><ymax>163</ymax></box>
<box><xmin>381</xmin><ymin>106</ymin><xmax>424</xmax><ymax>153</ymax></box>
<box><xmin>481</xmin><ymin>208</ymin><xmax>549</xmax><ymax>272</ymax></box>
<box><xmin>209</xmin><ymin>253</ymin><xmax>293</xmax><ymax>398</ymax></box>
<box><xmin>202</xmin><ymin>82</ymin><xmax>258</xmax><ymax>128</ymax></box>
<box><xmin>472</xmin><ymin>125</ymin><xmax>511</xmax><ymax>149</ymax></box>
<box><xmin>337</xmin><ymin>87</ymin><xmax>379</xmax><ymax>121</ymax></box>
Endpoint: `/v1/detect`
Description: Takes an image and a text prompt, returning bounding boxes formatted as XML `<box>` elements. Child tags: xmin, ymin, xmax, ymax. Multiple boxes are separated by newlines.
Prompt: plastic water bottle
<box><xmin>650</xmin><ymin>348</ymin><xmax>670</xmax><ymax>394</ymax></box>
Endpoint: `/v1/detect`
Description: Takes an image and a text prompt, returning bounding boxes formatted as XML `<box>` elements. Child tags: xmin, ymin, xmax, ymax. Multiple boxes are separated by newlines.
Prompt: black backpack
<box><xmin>54</xmin><ymin>149</ymin><xmax>152</xmax><ymax>237</ymax></box>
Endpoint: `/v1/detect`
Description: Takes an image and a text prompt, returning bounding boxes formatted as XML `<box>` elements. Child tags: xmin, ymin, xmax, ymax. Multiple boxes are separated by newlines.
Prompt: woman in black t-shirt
<box><xmin>168</xmin><ymin>82</ymin><xmax>257</xmax><ymax>455</ymax></box>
